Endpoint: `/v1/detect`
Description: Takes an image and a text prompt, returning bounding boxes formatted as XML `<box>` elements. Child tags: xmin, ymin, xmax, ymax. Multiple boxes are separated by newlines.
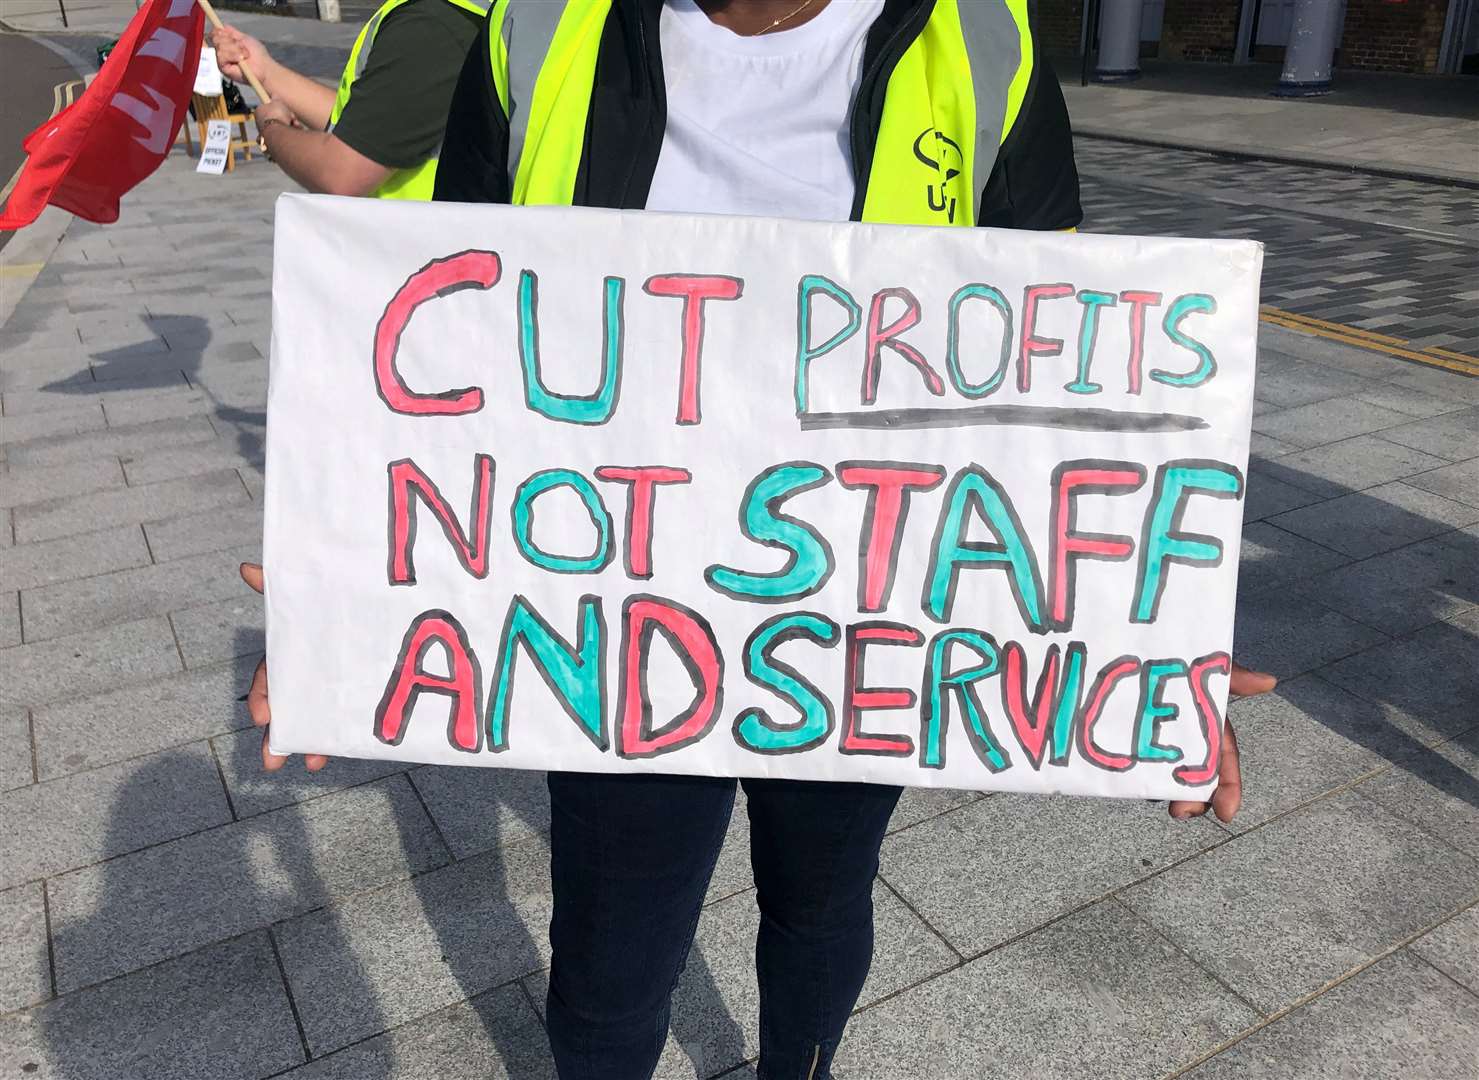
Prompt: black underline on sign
<box><xmin>798</xmin><ymin>405</ymin><xmax>1210</xmax><ymax>433</ymax></box>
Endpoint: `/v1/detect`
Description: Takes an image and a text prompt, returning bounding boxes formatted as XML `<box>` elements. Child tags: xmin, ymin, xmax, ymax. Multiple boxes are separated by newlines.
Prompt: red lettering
<box><xmin>838</xmin><ymin>462</ymin><xmax>946</xmax><ymax>612</ymax></box>
<box><xmin>374</xmin><ymin>610</ymin><xmax>483</xmax><ymax>752</ymax></box>
<box><xmin>1077</xmin><ymin>656</ymin><xmax>1139</xmax><ymax>771</ymax></box>
<box><xmin>619</xmin><ymin>596</ymin><xmax>724</xmax><ymax>757</ymax></box>
<box><xmin>1119</xmin><ymin>290</ymin><xmax>1162</xmax><ymax>395</ymax></box>
<box><xmin>1047</xmin><ymin>463</ymin><xmax>1144</xmax><ymax>630</ymax></box>
<box><xmin>595</xmin><ymin>465</ymin><xmax>692</xmax><ymax>579</ymax></box>
<box><xmin>643</xmin><ymin>274</ymin><xmax>744</xmax><ymax>424</ymax></box>
<box><xmin>1174</xmin><ymin>652</ymin><xmax>1230</xmax><ymax>785</ymax></box>
<box><xmin>1017</xmin><ymin>282</ymin><xmax>1075</xmax><ymax>393</ymax></box>
<box><xmin>863</xmin><ymin>287</ymin><xmax>944</xmax><ymax>404</ymax></box>
<box><xmin>373</xmin><ymin>250</ymin><xmax>500</xmax><ymax>416</ymax></box>
<box><xmin>842</xmin><ymin>622</ymin><xmax>923</xmax><ymax>756</ymax></box>
<box><xmin>387</xmin><ymin>455</ymin><xmax>495</xmax><ymax>585</ymax></box>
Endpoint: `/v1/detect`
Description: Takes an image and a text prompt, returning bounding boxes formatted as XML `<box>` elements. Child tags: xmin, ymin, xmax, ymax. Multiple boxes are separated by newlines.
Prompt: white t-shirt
<box><xmin>645</xmin><ymin>0</ymin><xmax>886</xmax><ymax>221</ymax></box>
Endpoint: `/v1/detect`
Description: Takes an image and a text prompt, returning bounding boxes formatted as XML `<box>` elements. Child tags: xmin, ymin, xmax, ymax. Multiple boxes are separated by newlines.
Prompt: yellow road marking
<box><xmin>1260</xmin><ymin>306</ymin><xmax>1479</xmax><ymax>378</ymax></box>
<box><xmin>0</xmin><ymin>262</ymin><xmax>46</xmax><ymax>277</ymax></box>
<box><xmin>0</xmin><ymin>78</ymin><xmax>84</xmax><ymax>209</ymax></box>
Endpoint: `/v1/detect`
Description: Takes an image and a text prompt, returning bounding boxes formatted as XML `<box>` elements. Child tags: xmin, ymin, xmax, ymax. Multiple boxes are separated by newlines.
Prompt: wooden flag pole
<box><xmin>194</xmin><ymin>0</ymin><xmax>272</xmax><ymax>103</ymax></box>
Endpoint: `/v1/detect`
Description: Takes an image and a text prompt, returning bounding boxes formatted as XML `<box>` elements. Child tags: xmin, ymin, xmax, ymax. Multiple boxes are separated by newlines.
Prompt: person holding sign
<box><xmin>208</xmin><ymin>0</ymin><xmax>487</xmax><ymax>198</ymax></box>
<box><xmin>248</xmin><ymin>1</ymin><xmax>1277</xmax><ymax>1077</ymax></box>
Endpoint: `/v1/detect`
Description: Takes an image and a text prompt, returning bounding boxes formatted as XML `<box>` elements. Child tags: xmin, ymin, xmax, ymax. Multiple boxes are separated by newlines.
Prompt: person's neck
<box><xmin>693</xmin><ymin>0</ymin><xmax>833</xmax><ymax>36</ymax></box>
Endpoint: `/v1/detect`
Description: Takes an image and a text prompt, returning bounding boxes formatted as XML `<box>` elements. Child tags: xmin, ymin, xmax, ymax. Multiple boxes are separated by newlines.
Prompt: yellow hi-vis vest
<box><xmin>486</xmin><ymin>0</ymin><xmax>1034</xmax><ymax>224</ymax></box>
<box><xmin>328</xmin><ymin>0</ymin><xmax>492</xmax><ymax>200</ymax></box>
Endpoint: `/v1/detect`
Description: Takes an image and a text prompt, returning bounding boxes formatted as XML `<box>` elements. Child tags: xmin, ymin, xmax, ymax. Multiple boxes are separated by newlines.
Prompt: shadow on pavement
<box><xmin>32</xmin><ymin>311</ymin><xmax>1476</xmax><ymax>1076</ymax></box>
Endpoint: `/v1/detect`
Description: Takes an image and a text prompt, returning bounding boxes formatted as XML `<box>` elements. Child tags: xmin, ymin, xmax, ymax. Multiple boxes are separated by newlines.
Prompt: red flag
<box><xmin>0</xmin><ymin>0</ymin><xmax>204</xmax><ymax>230</ymax></box>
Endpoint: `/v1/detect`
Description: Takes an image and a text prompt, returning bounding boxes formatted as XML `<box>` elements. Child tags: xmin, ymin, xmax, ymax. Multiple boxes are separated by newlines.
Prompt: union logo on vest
<box><xmin>912</xmin><ymin>128</ymin><xmax>963</xmax><ymax>224</ymax></box>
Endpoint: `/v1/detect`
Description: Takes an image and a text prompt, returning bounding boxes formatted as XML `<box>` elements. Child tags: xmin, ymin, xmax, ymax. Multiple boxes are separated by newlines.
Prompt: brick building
<box><xmin>1036</xmin><ymin>0</ymin><xmax>1479</xmax><ymax>75</ymax></box>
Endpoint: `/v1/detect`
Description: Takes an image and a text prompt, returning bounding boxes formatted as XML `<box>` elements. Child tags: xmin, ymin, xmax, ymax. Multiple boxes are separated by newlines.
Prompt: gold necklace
<box><xmin>752</xmin><ymin>0</ymin><xmax>820</xmax><ymax>34</ymax></box>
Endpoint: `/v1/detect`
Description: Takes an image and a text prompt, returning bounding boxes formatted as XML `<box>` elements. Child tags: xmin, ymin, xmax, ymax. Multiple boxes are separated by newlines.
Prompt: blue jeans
<box><xmin>544</xmin><ymin>771</ymin><xmax>903</xmax><ymax>1079</ymax></box>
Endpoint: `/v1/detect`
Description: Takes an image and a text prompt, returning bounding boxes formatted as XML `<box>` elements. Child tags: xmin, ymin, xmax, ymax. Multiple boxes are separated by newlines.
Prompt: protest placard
<box><xmin>196</xmin><ymin>119</ymin><xmax>231</xmax><ymax>175</ymax></box>
<box><xmin>264</xmin><ymin>195</ymin><xmax>1262</xmax><ymax>801</ymax></box>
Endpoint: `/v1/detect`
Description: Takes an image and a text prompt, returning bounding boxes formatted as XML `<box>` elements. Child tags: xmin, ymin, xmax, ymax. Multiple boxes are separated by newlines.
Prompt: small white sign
<box><xmin>196</xmin><ymin>119</ymin><xmax>231</xmax><ymax>175</ymax></box>
<box><xmin>194</xmin><ymin>46</ymin><xmax>224</xmax><ymax>96</ymax></box>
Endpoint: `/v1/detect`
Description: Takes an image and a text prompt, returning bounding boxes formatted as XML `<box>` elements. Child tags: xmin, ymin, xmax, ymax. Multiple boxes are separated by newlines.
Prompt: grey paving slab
<box><xmin>280</xmin><ymin>984</ymin><xmax>556</xmax><ymax>1080</ymax></box>
<box><xmin>120</xmin><ymin>437</ymin><xmax>263</xmax><ymax>486</ymax></box>
<box><xmin>1251</xmin><ymin>362</ymin><xmax>1376</xmax><ymax>409</ymax></box>
<box><xmin>21</xmin><ymin>543</ymin><xmax>260</xmax><ymax>643</ymax></box>
<box><xmin>1321</xmin><ymin>620</ymin><xmax>1479</xmax><ymax>739</ymax></box>
<box><xmin>47</xmin><ymin>773</ymin><xmax>450</xmax><ymax>993</ymax></box>
<box><xmin>1241</xmin><ymin>472</ymin><xmax>1326</xmax><ymax>522</ymax></box>
<box><xmin>888</xmin><ymin>786</ymin><xmax>984</xmax><ymax>832</ymax></box>
<box><xmin>0</xmin><ymin>933</ymin><xmax>303</xmax><ymax>1080</ymax></box>
<box><xmin>0</xmin><ymin>404</ymin><xmax>107</xmax><ymax>447</ymax></box>
<box><xmin>1180</xmin><ymin>951</ymin><xmax>1479</xmax><ymax>1080</ymax></box>
<box><xmin>170</xmin><ymin>593</ymin><xmax>265</xmax><ymax>668</ymax></box>
<box><xmin>1300</xmin><ymin>525</ymin><xmax>1479</xmax><ymax>634</ymax></box>
<box><xmin>12</xmin><ymin>469</ymin><xmax>249</xmax><ymax>545</ymax></box>
<box><xmin>0</xmin><ymin>616</ymin><xmax>182</xmax><ymax>707</ymax></box>
<box><xmin>878</xmin><ymin>793</ymin><xmax>1226</xmax><ymax>957</ymax></box>
<box><xmin>0</xmin><ymin>457</ymin><xmax>126</xmax><ymax>509</ymax></box>
<box><xmin>0</xmin><ymin>707</ymin><xmax>31</xmax><ymax>792</ymax></box>
<box><xmin>1405</xmin><ymin>456</ymin><xmax>1479</xmax><ymax>509</ymax></box>
<box><xmin>1391</xmin><ymin>367</ymin><xmax>1479</xmax><ymax>405</ymax></box>
<box><xmin>523</xmin><ymin>879</ymin><xmax>958</xmax><ymax>1080</ymax></box>
<box><xmin>1373</xmin><ymin>406</ymin><xmax>1479</xmax><ymax>462</ymax></box>
<box><xmin>0</xmin><ymin>589</ymin><xmax>17</xmax><ymax>647</ymax></box>
<box><xmin>834</xmin><ymin>900</ymin><xmax>1257</xmax><ymax>1080</ymax></box>
<box><xmin>1220</xmin><ymin>675</ymin><xmax>1434</xmax><ymax>832</ymax></box>
<box><xmin>1252</xmin><ymin>434</ymin><xmax>1451</xmax><ymax>499</ymax></box>
<box><xmin>1246</xmin><ymin>430</ymin><xmax>1300</xmax><ymax>461</ymax></box>
<box><xmin>3</xmin><ymin>415</ymin><xmax>218</xmax><ymax>468</ymax></box>
<box><xmin>31</xmin><ymin>660</ymin><xmax>253</xmax><ymax>780</ymax></box>
<box><xmin>1355</xmin><ymin>380</ymin><xmax>1475</xmax><ymax>418</ymax></box>
<box><xmin>275</xmin><ymin>839</ymin><xmax>554</xmax><ymax>1056</ymax></box>
<box><xmin>1230</xmin><ymin>589</ymin><xmax>1388</xmax><ymax>679</ymax></box>
<box><xmin>3</xmin><ymin>376</ymin><xmax>192</xmax><ymax>417</ymax></box>
<box><xmin>1355</xmin><ymin>728</ymin><xmax>1479</xmax><ymax>860</ymax></box>
<box><xmin>1251</xmin><ymin>397</ymin><xmax>1411</xmax><ymax>451</ymax></box>
<box><xmin>143</xmin><ymin>502</ymin><xmax>264</xmax><ymax>562</ymax></box>
<box><xmin>408</xmin><ymin>765</ymin><xmax>551</xmax><ymax>861</ymax></box>
<box><xmin>1409</xmin><ymin>903</ymin><xmax>1479</xmax><ymax>996</ymax></box>
<box><xmin>1121</xmin><ymin>792</ymin><xmax>1479</xmax><ymax>1013</ymax></box>
<box><xmin>0</xmin><ymin>523</ymin><xmax>150</xmax><ymax>593</ymax></box>
<box><xmin>213</xmin><ymin>725</ymin><xmax>411</xmax><ymax>818</ymax></box>
<box><xmin>0</xmin><ymin>882</ymin><xmax>49</xmax><ymax>1013</ymax></box>
<box><xmin>1267</xmin><ymin>482</ymin><xmax>1479</xmax><ymax>559</ymax></box>
<box><xmin>1236</xmin><ymin>521</ymin><xmax>1351</xmax><ymax>596</ymax></box>
<box><xmin>0</xmin><ymin>743</ymin><xmax>230</xmax><ymax>891</ymax></box>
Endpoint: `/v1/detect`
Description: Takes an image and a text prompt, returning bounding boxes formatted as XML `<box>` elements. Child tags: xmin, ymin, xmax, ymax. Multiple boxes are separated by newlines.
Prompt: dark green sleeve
<box><xmin>331</xmin><ymin>3</ymin><xmax>481</xmax><ymax>170</ymax></box>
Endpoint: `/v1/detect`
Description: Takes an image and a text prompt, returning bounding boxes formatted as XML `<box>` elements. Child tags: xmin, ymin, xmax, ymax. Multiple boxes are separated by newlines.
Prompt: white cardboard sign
<box><xmin>194</xmin><ymin>45</ymin><xmax>224</xmax><ymax>96</ymax></box>
<box><xmin>265</xmin><ymin>195</ymin><xmax>1262</xmax><ymax>801</ymax></box>
<box><xmin>196</xmin><ymin>118</ymin><xmax>230</xmax><ymax>175</ymax></box>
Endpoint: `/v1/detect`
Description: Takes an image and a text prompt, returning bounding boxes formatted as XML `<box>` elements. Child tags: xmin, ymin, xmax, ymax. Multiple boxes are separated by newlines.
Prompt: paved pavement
<box><xmin>1075</xmin><ymin>140</ymin><xmax>1479</xmax><ymax>359</ymax></box>
<box><xmin>0</xmin><ymin>16</ymin><xmax>1477</xmax><ymax>1080</ymax></box>
<box><xmin>1056</xmin><ymin>57</ymin><xmax>1479</xmax><ymax>186</ymax></box>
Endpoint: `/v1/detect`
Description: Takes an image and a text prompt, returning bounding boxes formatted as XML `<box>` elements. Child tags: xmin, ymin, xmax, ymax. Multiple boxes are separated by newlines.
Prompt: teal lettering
<box><xmin>922</xmin><ymin>629</ymin><xmax>1006</xmax><ymax>771</ymax></box>
<box><xmin>517</xmin><ymin>271</ymin><xmax>624</xmax><ymax>423</ymax></box>
<box><xmin>512</xmin><ymin>468</ymin><xmax>613</xmax><ymax>574</ymax></box>
<box><xmin>734</xmin><ymin>613</ymin><xmax>839</xmax><ymax>754</ymax></box>
<box><xmin>924</xmin><ymin>467</ymin><xmax>1045</xmax><ymax>629</ymax></box>
<box><xmin>488</xmin><ymin>595</ymin><xmax>606</xmax><ymax>752</ymax></box>
<box><xmin>795</xmin><ymin>275</ymin><xmax>861</xmax><ymax>414</ymax></box>
<box><xmin>1151</xmin><ymin>294</ymin><xmax>1217</xmax><ymax>388</ymax></box>
<box><xmin>706</xmin><ymin>463</ymin><xmax>834</xmax><ymax>602</ymax></box>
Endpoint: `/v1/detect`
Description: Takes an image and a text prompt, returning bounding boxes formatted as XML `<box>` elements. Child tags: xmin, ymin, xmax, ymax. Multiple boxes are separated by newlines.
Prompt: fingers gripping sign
<box><xmin>239</xmin><ymin>563</ymin><xmax>329</xmax><ymax>773</ymax></box>
<box><xmin>1166</xmin><ymin>662</ymin><xmax>1275</xmax><ymax>823</ymax></box>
